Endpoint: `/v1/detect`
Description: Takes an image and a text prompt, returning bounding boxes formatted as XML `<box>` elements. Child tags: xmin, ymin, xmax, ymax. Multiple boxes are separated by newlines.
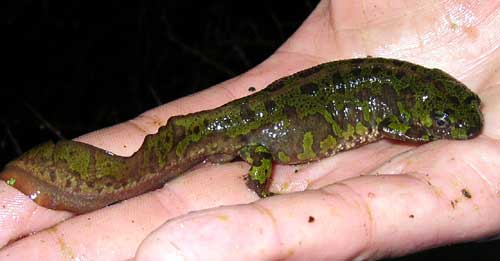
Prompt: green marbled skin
<box><xmin>0</xmin><ymin>58</ymin><xmax>483</xmax><ymax>213</ymax></box>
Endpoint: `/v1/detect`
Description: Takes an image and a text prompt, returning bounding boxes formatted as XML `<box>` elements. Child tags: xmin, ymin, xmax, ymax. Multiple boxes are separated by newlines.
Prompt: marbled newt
<box><xmin>0</xmin><ymin>58</ymin><xmax>483</xmax><ymax>213</ymax></box>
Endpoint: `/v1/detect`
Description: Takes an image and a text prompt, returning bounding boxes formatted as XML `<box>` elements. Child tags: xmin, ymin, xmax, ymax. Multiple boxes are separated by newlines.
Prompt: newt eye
<box><xmin>434</xmin><ymin>111</ymin><xmax>450</xmax><ymax>129</ymax></box>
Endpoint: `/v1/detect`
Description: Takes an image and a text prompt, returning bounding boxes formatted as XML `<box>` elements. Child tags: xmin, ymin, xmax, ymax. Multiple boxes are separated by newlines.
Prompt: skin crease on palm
<box><xmin>0</xmin><ymin>0</ymin><xmax>499</xmax><ymax>260</ymax></box>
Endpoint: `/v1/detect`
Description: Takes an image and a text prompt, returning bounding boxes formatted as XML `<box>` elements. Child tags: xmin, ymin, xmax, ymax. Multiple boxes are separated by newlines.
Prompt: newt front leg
<box><xmin>238</xmin><ymin>144</ymin><xmax>274</xmax><ymax>197</ymax></box>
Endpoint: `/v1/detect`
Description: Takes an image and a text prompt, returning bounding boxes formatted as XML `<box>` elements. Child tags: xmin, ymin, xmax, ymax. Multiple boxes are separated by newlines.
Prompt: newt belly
<box><xmin>0</xmin><ymin>57</ymin><xmax>483</xmax><ymax>213</ymax></box>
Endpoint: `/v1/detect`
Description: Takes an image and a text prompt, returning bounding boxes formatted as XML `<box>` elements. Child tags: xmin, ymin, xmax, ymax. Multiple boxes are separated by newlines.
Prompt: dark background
<box><xmin>2</xmin><ymin>0</ymin><xmax>499</xmax><ymax>259</ymax></box>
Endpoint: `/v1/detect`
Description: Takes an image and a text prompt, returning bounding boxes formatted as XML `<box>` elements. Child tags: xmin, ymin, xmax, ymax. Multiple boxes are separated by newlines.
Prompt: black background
<box><xmin>2</xmin><ymin>0</ymin><xmax>499</xmax><ymax>259</ymax></box>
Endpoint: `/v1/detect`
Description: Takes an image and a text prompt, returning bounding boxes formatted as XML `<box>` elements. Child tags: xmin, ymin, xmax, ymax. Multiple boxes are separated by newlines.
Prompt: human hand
<box><xmin>1</xmin><ymin>0</ymin><xmax>499</xmax><ymax>260</ymax></box>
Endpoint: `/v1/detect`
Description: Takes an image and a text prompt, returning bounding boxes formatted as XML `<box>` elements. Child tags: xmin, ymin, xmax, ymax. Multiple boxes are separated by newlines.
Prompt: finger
<box><xmin>0</xmin><ymin>162</ymin><xmax>258</xmax><ymax>260</ymax></box>
<box><xmin>270</xmin><ymin>140</ymin><xmax>414</xmax><ymax>193</ymax></box>
<box><xmin>0</xmin><ymin>182</ymin><xmax>72</xmax><ymax>247</ymax></box>
<box><xmin>135</xmin><ymin>136</ymin><xmax>500</xmax><ymax>260</ymax></box>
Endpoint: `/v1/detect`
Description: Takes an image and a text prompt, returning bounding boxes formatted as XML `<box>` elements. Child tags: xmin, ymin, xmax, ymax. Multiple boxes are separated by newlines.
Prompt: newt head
<box><xmin>379</xmin><ymin>70</ymin><xmax>483</xmax><ymax>142</ymax></box>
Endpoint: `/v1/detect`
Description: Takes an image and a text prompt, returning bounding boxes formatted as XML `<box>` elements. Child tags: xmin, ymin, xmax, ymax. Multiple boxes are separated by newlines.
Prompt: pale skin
<box><xmin>1</xmin><ymin>0</ymin><xmax>499</xmax><ymax>260</ymax></box>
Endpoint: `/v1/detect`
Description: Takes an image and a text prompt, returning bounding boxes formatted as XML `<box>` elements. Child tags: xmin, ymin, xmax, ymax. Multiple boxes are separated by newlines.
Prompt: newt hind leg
<box><xmin>238</xmin><ymin>144</ymin><xmax>274</xmax><ymax>198</ymax></box>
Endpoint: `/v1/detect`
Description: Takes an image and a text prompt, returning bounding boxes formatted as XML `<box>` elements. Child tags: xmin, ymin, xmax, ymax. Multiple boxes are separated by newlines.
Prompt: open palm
<box><xmin>1</xmin><ymin>0</ymin><xmax>499</xmax><ymax>260</ymax></box>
